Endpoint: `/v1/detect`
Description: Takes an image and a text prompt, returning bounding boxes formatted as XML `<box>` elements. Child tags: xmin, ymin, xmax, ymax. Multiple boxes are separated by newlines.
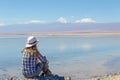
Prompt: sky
<box><xmin>0</xmin><ymin>0</ymin><xmax>120</xmax><ymax>25</ymax></box>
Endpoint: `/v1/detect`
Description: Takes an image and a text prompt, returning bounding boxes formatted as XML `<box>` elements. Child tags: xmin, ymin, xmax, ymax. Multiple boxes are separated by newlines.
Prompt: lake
<box><xmin>0</xmin><ymin>35</ymin><xmax>120</xmax><ymax>79</ymax></box>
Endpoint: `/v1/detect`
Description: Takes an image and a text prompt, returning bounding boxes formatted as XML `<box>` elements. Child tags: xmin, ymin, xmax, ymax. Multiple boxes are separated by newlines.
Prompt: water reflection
<box><xmin>0</xmin><ymin>36</ymin><xmax>120</xmax><ymax>79</ymax></box>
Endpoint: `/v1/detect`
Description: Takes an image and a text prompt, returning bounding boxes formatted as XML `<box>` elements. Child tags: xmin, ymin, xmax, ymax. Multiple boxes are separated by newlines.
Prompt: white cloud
<box><xmin>23</xmin><ymin>20</ymin><xmax>46</xmax><ymax>24</ymax></box>
<box><xmin>56</xmin><ymin>17</ymin><xmax>68</xmax><ymax>23</ymax></box>
<box><xmin>0</xmin><ymin>23</ymin><xmax>5</xmax><ymax>26</ymax></box>
<box><xmin>71</xmin><ymin>16</ymin><xmax>75</xmax><ymax>18</ymax></box>
<box><xmin>75</xmin><ymin>18</ymin><xmax>96</xmax><ymax>23</ymax></box>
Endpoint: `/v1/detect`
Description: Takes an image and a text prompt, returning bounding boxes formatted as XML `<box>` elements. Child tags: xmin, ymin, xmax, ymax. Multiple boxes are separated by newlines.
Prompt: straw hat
<box><xmin>26</xmin><ymin>36</ymin><xmax>39</xmax><ymax>47</ymax></box>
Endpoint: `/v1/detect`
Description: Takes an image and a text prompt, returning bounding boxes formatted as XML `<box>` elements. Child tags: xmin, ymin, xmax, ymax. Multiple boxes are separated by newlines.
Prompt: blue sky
<box><xmin>0</xmin><ymin>0</ymin><xmax>120</xmax><ymax>25</ymax></box>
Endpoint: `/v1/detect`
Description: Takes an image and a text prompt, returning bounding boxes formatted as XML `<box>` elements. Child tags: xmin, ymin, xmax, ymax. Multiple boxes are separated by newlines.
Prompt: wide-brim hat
<box><xmin>25</xmin><ymin>36</ymin><xmax>39</xmax><ymax>47</ymax></box>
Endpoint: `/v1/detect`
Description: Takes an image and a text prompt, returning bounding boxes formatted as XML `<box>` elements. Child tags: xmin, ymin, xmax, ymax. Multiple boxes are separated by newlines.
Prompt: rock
<box><xmin>86</xmin><ymin>72</ymin><xmax>120</xmax><ymax>80</ymax></box>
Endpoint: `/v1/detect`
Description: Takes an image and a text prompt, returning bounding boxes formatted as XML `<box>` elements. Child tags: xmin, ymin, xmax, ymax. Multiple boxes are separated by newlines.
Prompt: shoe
<box><xmin>44</xmin><ymin>69</ymin><xmax>53</xmax><ymax>76</ymax></box>
<box><xmin>41</xmin><ymin>72</ymin><xmax>45</xmax><ymax>76</ymax></box>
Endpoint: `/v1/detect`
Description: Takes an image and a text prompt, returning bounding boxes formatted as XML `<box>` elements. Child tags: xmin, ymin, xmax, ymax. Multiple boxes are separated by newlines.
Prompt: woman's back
<box><xmin>22</xmin><ymin>50</ymin><xmax>38</xmax><ymax>76</ymax></box>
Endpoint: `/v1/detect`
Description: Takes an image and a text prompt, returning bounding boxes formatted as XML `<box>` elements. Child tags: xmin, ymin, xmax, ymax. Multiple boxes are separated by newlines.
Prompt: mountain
<box><xmin>0</xmin><ymin>23</ymin><xmax>120</xmax><ymax>34</ymax></box>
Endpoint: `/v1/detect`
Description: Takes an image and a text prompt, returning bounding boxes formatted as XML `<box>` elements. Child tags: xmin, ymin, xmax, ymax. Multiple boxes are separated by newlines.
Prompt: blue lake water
<box><xmin>0</xmin><ymin>36</ymin><xmax>120</xmax><ymax>79</ymax></box>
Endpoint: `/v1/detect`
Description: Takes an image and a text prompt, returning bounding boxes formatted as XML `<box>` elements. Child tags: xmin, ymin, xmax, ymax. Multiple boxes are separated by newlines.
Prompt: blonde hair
<box><xmin>22</xmin><ymin>44</ymin><xmax>40</xmax><ymax>57</ymax></box>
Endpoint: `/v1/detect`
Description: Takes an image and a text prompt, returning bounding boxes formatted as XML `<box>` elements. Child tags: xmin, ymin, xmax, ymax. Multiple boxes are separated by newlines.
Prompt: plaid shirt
<box><xmin>22</xmin><ymin>50</ymin><xmax>38</xmax><ymax>76</ymax></box>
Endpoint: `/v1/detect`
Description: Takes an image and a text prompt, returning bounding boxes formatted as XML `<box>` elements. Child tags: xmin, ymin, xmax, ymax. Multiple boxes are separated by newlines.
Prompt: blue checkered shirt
<box><xmin>22</xmin><ymin>51</ymin><xmax>38</xmax><ymax>76</ymax></box>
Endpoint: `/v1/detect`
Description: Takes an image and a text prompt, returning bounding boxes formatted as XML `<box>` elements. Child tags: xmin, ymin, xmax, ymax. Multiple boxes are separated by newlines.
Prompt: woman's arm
<box><xmin>38</xmin><ymin>54</ymin><xmax>48</xmax><ymax>63</ymax></box>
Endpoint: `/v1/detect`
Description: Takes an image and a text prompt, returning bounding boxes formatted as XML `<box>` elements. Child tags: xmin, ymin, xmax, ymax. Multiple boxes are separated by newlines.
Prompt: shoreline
<box><xmin>86</xmin><ymin>72</ymin><xmax>120</xmax><ymax>80</ymax></box>
<box><xmin>0</xmin><ymin>32</ymin><xmax>120</xmax><ymax>36</ymax></box>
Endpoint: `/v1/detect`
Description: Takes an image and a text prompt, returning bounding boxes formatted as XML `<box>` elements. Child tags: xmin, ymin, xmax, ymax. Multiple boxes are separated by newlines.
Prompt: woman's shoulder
<box><xmin>22</xmin><ymin>49</ymin><xmax>27</xmax><ymax>53</ymax></box>
<box><xmin>22</xmin><ymin>49</ymin><xmax>30</xmax><ymax>56</ymax></box>
<box><xmin>23</xmin><ymin>49</ymin><xmax>37</xmax><ymax>56</ymax></box>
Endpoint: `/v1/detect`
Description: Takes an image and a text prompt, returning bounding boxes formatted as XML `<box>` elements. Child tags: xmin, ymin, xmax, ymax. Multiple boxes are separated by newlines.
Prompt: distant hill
<box><xmin>0</xmin><ymin>23</ymin><xmax>120</xmax><ymax>34</ymax></box>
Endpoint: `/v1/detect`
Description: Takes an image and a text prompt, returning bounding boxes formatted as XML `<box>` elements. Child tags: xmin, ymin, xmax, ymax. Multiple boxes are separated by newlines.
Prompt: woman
<box><xmin>22</xmin><ymin>36</ymin><xmax>52</xmax><ymax>78</ymax></box>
